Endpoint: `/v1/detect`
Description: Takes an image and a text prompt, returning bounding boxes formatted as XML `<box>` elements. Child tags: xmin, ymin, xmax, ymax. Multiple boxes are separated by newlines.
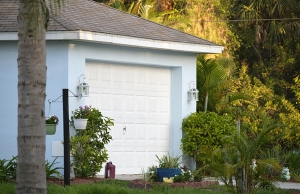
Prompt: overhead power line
<box><xmin>197</xmin><ymin>18</ymin><xmax>300</xmax><ymax>22</ymax></box>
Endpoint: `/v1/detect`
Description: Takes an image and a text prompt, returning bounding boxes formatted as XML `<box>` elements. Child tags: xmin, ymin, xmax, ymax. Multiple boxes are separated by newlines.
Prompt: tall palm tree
<box><xmin>17</xmin><ymin>0</ymin><xmax>63</xmax><ymax>193</ymax></box>
<box><xmin>197</xmin><ymin>55</ymin><xmax>228</xmax><ymax>112</ymax></box>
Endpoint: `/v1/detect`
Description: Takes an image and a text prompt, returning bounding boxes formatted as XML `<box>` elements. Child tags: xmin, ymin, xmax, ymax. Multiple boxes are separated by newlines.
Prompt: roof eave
<box><xmin>0</xmin><ymin>31</ymin><xmax>224</xmax><ymax>54</ymax></box>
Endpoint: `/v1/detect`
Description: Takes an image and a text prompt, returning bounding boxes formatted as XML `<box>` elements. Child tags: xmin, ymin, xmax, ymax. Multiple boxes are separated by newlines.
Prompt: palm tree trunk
<box><xmin>204</xmin><ymin>92</ymin><xmax>208</xmax><ymax>112</ymax></box>
<box><xmin>17</xmin><ymin>0</ymin><xmax>47</xmax><ymax>193</ymax></box>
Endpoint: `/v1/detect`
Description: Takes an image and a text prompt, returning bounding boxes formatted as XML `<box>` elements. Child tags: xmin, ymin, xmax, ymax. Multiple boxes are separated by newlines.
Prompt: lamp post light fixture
<box><xmin>77</xmin><ymin>74</ymin><xmax>89</xmax><ymax>98</ymax></box>
<box><xmin>188</xmin><ymin>81</ymin><xmax>199</xmax><ymax>101</ymax></box>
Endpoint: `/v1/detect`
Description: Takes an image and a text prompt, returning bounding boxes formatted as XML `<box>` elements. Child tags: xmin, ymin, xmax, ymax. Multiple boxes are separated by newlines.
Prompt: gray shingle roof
<box><xmin>0</xmin><ymin>0</ymin><xmax>220</xmax><ymax>46</ymax></box>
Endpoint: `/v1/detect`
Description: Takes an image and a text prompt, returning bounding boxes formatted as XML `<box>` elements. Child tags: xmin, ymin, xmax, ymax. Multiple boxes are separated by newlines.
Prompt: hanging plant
<box><xmin>45</xmin><ymin>115</ymin><xmax>59</xmax><ymax>135</ymax></box>
<box><xmin>71</xmin><ymin>106</ymin><xmax>91</xmax><ymax>130</ymax></box>
<box><xmin>70</xmin><ymin>106</ymin><xmax>114</xmax><ymax>177</ymax></box>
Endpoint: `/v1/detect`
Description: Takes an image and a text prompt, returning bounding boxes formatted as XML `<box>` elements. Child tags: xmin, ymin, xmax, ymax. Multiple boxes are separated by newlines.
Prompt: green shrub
<box><xmin>147</xmin><ymin>165</ymin><xmax>159</xmax><ymax>182</ymax></box>
<box><xmin>0</xmin><ymin>156</ymin><xmax>17</xmax><ymax>183</ymax></box>
<box><xmin>45</xmin><ymin>157</ymin><xmax>62</xmax><ymax>179</ymax></box>
<box><xmin>181</xmin><ymin>112</ymin><xmax>236</xmax><ymax>167</ymax></box>
<box><xmin>285</xmin><ymin>151</ymin><xmax>300</xmax><ymax>175</ymax></box>
<box><xmin>70</xmin><ymin>106</ymin><xmax>114</xmax><ymax>178</ymax></box>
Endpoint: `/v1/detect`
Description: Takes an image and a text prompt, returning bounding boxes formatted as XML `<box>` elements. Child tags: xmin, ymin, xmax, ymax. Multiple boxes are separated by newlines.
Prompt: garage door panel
<box><xmin>136</xmin><ymin>71</ymin><xmax>147</xmax><ymax>85</ymax></box>
<box><xmin>99</xmin><ymin>94</ymin><xmax>112</xmax><ymax>111</ymax></box>
<box><xmin>86</xmin><ymin>62</ymin><xmax>170</xmax><ymax>174</ymax></box>
<box><xmin>87</xmin><ymin>64</ymin><xmax>99</xmax><ymax>80</ymax></box>
<box><xmin>136</xmin><ymin>153</ymin><xmax>147</xmax><ymax>169</ymax></box>
<box><xmin>148</xmin><ymin>125</ymin><xmax>158</xmax><ymax>140</ymax></box>
<box><xmin>112</xmin><ymin>95</ymin><xmax>123</xmax><ymax>111</ymax></box>
<box><xmin>136</xmin><ymin>96</ymin><xmax>147</xmax><ymax>112</ymax></box>
<box><xmin>110</xmin><ymin>124</ymin><xmax>123</xmax><ymax>140</ymax></box>
<box><xmin>88</xmin><ymin>95</ymin><xmax>99</xmax><ymax>108</ymax></box>
<box><xmin>113</xmin><ymin>66</ymin><xmax>124</xmax><ymax>83</ymax></box>
<box><xmin>100</xmin><ymin>65</ymin><xmax>112</xmax><ymax>82</ymax></box>
<box><xmin>124</xmin><ymin>95</ymin><xmax>135</xmax><ymax>112</ymax></box>
<box><xmin>136</xmin><ymin>125</ymin><xmax>147</xmax><ymax>140</ymax></box>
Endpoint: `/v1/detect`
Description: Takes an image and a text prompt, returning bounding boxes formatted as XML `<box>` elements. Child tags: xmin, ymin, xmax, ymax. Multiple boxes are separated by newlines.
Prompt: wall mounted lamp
<box><xmin>77</xmin><ymin>74</ymin><xmax>89</xmax><ymax>98</ymax></box>
<box><xmin>188</xmin><ymin>81</ymin><xmax>199</xmax><ymax>101</ymax></box>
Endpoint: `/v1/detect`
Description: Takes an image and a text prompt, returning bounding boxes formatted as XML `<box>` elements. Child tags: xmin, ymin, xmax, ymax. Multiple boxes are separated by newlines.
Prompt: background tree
<box><xmin>197</xmin><ymin>56</ymin><xmax>232</xmax><ymax>112</ymax></box>
<box><xmin>205</xmin><ymin>111</ymin><xmax>282</xmax><ymax>193</ymax></box>
<box><xmin>17</xmin><ymin>0</ymin><xmax>63</xmax><ymax>193</ymax></box>
<box><xmin>229</xmin><ymin>0</ymin><xmax>300</xmax><ymax>103</ymax></box>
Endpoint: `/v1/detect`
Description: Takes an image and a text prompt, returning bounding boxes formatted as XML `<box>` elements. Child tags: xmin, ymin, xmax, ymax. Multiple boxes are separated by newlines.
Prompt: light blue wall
<box><xmin>44</xmin><ymin>41</ymin><xmax>69</xmax><ymax>170</ymax></box>
<box><xmin>0</xmin><ymin>40</ymin><xmax>197</xmax><ymax>173</ymax></box>
<box><xmin>0</xmin><ymin>41</ymin><xmax>70</xmax><ymax>171</ymax></box>
<box><xmin>0</xmin><ymin>41</ymin><xmax>18</xmax><ymax>160</ymax></box>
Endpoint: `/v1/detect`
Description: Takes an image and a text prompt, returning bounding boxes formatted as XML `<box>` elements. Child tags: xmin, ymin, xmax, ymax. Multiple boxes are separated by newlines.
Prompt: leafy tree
<box><xmin>181</xmin><ymin>112</ymin><xmax>236</xmax><ymax>169</ymax></box>
<box><xmin>70</xmin><ymin>106</ymin><xmax>113</xmax><ymax>178</ymax></box>
<box><xmin>231</xmin><ymin>0</ymin><xmax>300</xmax><ymax>44</ymax></box>
<box><xmin>17</xmin><ymin>0</ymin><xmax>63</xmax><ymax>193</ymax></box>
<box><xmin>229</xmin><ymin>0</ymin><xmax>300</xmax><ymax>109</ymax></box>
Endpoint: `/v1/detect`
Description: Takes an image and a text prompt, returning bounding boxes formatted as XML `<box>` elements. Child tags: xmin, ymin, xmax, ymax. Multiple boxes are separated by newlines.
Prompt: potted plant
<box><xmin>72</xmin><ymin>105</ymin><xmax>91</xmax><ymax>130</ymax></box>
<box><xmin>45</xmin><ymin>115</ymin><xmax>59</xmax><ymax>135</ymax></box>
<box><xmin>156</xmin><ymin>154</ymin><xmax>181</xmax><ymax>182</ymax></box>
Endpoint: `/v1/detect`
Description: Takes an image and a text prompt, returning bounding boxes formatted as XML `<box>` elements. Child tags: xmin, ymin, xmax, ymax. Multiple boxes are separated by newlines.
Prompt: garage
<box><xmin>86</xmin><ymin>62</ymin><xmax>171</xmax><ymax>174</ymax></box>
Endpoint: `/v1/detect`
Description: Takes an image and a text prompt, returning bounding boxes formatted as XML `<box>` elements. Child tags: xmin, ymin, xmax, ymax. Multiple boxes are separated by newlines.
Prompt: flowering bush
<box><xmin>72</xmin><ymin>105</ymin><xmax>91</xmax><ymax>119</ymax></box>
<box><xmin>45</xmin><ymin>115</ymin><xmax>59</xmax><ymax>125</ymax></box>
<box><xmin>70</xmin><ymin>106</ymin><xmax>114</xmax><ymax>177</ymax></box>
<box><xmin>173</xmin><ymin>168</ymin><xmax>194</xmax><ymax>182</ymax></box>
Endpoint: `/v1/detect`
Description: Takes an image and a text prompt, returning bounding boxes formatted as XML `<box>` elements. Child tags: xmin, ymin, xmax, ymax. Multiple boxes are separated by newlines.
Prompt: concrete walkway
<box><xmin>101</xmin><ymin>174</ymin><xmax>300</xmax><ymax>190</ymax></box>
<box><xmin>277</xmin><ymin>182</ymin><xmax>300</xmax><ymax>190</ymax></box>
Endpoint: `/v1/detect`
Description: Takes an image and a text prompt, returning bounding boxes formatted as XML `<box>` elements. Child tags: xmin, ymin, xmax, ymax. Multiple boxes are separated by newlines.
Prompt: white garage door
<box><xmin>86</xmin><ymin>62</ymin><xmax>170</xmax><ymax>174</ymax></box>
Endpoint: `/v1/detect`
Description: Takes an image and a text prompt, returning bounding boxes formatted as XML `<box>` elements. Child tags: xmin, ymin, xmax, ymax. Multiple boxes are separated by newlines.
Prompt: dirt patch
<box><xmin>129</xmin><ymin>179</ymin><xmax>218</xmax><ymax>189</ymax></box>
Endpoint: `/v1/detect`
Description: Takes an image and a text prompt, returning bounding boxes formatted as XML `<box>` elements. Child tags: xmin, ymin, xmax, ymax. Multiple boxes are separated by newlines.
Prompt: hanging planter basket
<box><xmin>46</xmin><ymin>124</ymin><xmax>57</xmax><ymax>135</ymax></box>
<box><xmin>73</xmin><ymin>119</ymin><xmax>88</xmax><ymax>130</ymax></box>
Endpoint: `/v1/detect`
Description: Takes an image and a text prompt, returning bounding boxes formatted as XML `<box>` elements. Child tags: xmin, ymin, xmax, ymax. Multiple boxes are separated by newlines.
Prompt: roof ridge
<box><xmin>84</xmin><ymin>0</ymin><xmax>218</xmax><ymax>45</ymax></box>
<box><xmin>0</xmin><ymin>0</ymin><xmax>222</xmax><ymax>48</ymax></box>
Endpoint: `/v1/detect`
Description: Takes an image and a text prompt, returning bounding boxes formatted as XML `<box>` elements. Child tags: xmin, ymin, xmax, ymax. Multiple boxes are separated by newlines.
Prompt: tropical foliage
<box><xmin>155</xmin><ymin>154</ymin><xmax>181</xmax><ymax>169</ymax></box>
<box><xmin>181</xmin><ymin>112</ymin><xmax>236</xmax><ymax>169</ymax></box>
<box><xmin>70</xmin><ymin>106</ymin><xmax>114</xmax><ymax>178</ymax></box>
<box><xmin>0</xmin><ymin>156</ymin><xmax>17</xmax><ymax>183</ymax></box>
<box><xmin>45</xmin><ymin>157</ymin><xmax>62</xmax><ymax>179</ymax></box>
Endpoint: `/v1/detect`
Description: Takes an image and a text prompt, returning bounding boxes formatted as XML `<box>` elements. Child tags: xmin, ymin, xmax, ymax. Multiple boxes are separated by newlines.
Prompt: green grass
<box><xmin>0</xmin><ymin>180</ymin><xmax>299</xmax><ymax>194</ymax></box>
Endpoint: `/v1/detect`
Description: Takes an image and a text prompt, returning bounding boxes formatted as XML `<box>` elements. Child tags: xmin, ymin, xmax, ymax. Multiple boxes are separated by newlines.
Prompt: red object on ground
<box><xmin>105</xmin><ymin>161</ymin><xmax>115</xmax><ymax>179</ymax></box>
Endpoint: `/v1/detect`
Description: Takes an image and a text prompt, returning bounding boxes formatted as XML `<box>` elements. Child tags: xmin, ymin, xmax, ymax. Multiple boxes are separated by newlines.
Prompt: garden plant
<box><xmin>70</xmin><ymin>105</ymin><xmax>114</xmax><ymax>178</ymax></box>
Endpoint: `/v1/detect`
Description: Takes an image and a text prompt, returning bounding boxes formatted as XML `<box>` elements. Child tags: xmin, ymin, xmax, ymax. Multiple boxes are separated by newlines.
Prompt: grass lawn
<box><xmin>1</xmin><ymin>180</ymin><xmax>299</xmax><ymax>194</ymax></box>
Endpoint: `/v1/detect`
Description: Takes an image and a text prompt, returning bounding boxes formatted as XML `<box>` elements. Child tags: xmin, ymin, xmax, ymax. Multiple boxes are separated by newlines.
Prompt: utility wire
<box><xmin>196</xmin><ymin>18</ymin><xmax>300</xmax><ymax>22</ymax></box>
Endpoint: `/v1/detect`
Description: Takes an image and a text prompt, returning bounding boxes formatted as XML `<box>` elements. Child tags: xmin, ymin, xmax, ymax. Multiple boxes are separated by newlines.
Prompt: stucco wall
<box><xmin>0</xmin><ymin>41</ymin><xmax>18</xmax><ymax>160</ymax></box>
<box><xmin>0</xmin><ymin>40</ymin><xmax>197</xmax><ymax>174</ymax></box>
<box><xmin>0</xmin><ymin>40</ymin><xmax>69</xmax><ymax>170</ymax></box>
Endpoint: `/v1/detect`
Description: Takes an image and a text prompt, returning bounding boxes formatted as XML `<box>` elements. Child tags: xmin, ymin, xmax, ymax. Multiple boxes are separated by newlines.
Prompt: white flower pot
<box><xmin>73</xmin><ymin>119</ymin><xmax>88</xmax><ymax>130</ymax></box>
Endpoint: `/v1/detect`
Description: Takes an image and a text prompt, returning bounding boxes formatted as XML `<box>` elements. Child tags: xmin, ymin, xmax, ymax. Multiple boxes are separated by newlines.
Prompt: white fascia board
<box><xmin>0</xmin><ymin>32</ymin><xmax>17</xmax><ymax>40</ymax></box>
<box><xmin>0</xmin><ymin>31</ymin><xmax>224</xmax><ymax>54</ymax></box>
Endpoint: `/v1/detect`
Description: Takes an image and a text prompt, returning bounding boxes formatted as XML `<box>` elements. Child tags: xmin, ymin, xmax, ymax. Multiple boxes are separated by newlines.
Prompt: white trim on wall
<box><xmin>0</xmin><ymin>31</ymin><xmax>224</xmax><ymax>54</ymax></box>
